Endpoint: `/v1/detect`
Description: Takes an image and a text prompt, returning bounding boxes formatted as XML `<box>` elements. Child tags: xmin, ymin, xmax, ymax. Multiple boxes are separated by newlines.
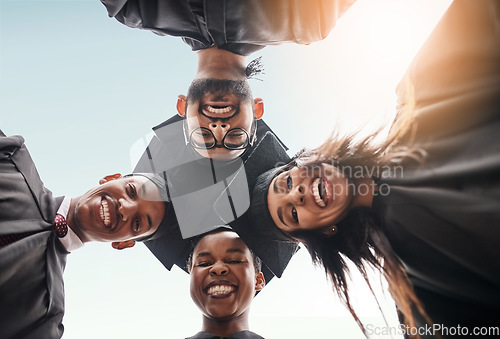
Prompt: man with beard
<box><xmin>101</xmin><ymin>0</ymin><xmax>355</xmax><ymax>160</ymax></box>
<box><xmin>177</xmin><ymin>76</ymin><xmax>262</xmax><ymax>161</ymax></box>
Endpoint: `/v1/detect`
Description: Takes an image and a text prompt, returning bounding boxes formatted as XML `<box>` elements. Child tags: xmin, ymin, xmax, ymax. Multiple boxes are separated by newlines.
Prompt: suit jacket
<box><xmin>101</xmin><ymin>0</ymin><xmax>355</xmax><ymax>56</ymax></box>
<box><xmin>0</xmin><ymin>130</ymin><xmax>67</xmax><ymax>339</ymax></box>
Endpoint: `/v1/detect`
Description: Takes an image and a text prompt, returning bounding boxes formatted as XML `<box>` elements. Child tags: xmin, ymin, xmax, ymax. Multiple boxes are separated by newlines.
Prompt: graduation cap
<box><xmin>133</xmin><ymin>118</ymin><xmax>249</xmax><ymax>238</ymax></box>
<box><xmin>216</xmin><ymin>132</ymin><xmax>299</xmax><ymax>278</ymax></box>
<box><xmin>137</xmin><ymin>117</ymin><xmax>298</xmax><ymax>279</ymax></box>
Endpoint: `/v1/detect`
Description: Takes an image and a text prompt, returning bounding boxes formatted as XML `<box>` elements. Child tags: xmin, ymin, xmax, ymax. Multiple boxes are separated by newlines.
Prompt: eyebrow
<box><xmin>277</xmin><ymin>207</ymin><xmax>287</xmax><ymax>227</ymax></box>
<box><xmin>147</xmin><ymin>216</ymin><xmax>153</xmax><ymax>232</ymax></box>
<box><xmin>196</xmin><ymin>252</ymin><xmax>211</xmax><ymax>258</ymax></box>
<box><xmin>140</xmin><ymin>182</ymin><xmax>154</xmax><ymax>232</ymax></box>
<box><xmin>273</xmin><ymin>175</ymin><xmax>279</xmax><ymax>194</ymax></box>
<box><xmin>273</xmin><ymin>176</ymin><xmax>288</xmax><ymax>227</ymax></box>
<box><xmin>141</xmin><ymin>181</ymin><xmax>156</xmax><ymax>232</ymax></box>
<box><xmin>226</xmin><ymin>248</ymin><xmax>245</xmax><ymax>254</ymax></box>
<box><xmin>195</xmin><ymin>248</ymin><xmax>245</xmax><ymax>258</ymax></box>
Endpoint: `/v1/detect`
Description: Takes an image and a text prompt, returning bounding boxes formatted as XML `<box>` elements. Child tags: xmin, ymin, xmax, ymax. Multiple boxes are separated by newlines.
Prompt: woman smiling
<box><xmin>250</xmin><ymin>0</ymin><xmax>500</xmax><ymax>337</ymax></box>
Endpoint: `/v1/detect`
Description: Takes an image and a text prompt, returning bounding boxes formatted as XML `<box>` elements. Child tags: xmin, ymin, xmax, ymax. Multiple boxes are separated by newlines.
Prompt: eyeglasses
<box><xmin>189</xmin><ymin>127</ymin><xmax>251</xmax><ymax>150</ymax></box>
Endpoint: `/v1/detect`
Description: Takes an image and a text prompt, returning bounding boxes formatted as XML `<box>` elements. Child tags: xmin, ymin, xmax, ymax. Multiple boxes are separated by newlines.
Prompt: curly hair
<box><xmin>245</xmin><ymin>56</ymin><xmax>265</xmax><ymax>81</ymax></box>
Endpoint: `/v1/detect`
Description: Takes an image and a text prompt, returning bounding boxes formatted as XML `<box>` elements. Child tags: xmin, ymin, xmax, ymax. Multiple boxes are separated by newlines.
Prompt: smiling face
<box><xmin>70</xmin><ymin>176</ymin><xmax>165</xmax><ymax>243</ymax></box>
<box><xmin>267</xmin><ymin>164</ymin><xmax>354</xmax><ymax>233</ymax></box>
<box><xmin>178</xmin><ymin>79</ymin><xmax>263</xmax><ymax>160</ymax></box>
<box><xmin>189</xmin><ymin>231</ymin><xmax>264</xmax><ymax>323</ymax></box>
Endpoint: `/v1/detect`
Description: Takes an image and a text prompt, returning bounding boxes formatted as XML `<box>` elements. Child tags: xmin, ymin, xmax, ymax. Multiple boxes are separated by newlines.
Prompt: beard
<box><xmin>186</xmin><ymin>79</ymin><xmax>253</xmax><ymax>104</ymax></box>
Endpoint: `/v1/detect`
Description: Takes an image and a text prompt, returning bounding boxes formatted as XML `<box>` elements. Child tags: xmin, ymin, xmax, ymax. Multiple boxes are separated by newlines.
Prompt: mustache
<box><xmin>197</xmin><ymin>106</ymin><xmax>240</xmax><ymax>123</ymax></box>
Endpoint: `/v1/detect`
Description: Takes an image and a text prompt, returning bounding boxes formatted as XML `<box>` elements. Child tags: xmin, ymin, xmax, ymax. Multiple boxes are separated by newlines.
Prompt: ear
<box><xmin>111</xmin><ymin>240</ymin><xmax>136</xmax><ymax>250</ymax></box>
<box><xmin>177</xmin><ymin>95</ymin><xmax>187</xmax><ymax>117</ymax></box>
<box><xmin>321</xmin><ymin>225</ymin><xmax>338</xmax><ymax>237</ymax></box>
<box><xmin>254</xmin><ymin>272</ymin><xmax>265</xmax><ymax>291</ymax></box>
<box><xmin>253</xmin><ymin>98</ymin><xmax>264</xmax><ymax>120</ymax></box>
<box><xmin>99</xmin><ymin>173</ymin><xmax>122</xmax><ymax>185</ymax></box>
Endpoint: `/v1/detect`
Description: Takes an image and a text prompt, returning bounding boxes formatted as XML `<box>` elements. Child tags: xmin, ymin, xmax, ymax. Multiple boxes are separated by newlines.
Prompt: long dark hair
<box><xmin>288</xmin><ymin>128</ymin><xmax>429</xmax><ymax>336</ymax></box>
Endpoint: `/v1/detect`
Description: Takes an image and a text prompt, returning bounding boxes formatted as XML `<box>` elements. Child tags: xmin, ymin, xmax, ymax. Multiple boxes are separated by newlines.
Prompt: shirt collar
<box><xmin>57</xmin><ymin>196</ymin><xmax>84</xmax><ymax>252</ymax></box>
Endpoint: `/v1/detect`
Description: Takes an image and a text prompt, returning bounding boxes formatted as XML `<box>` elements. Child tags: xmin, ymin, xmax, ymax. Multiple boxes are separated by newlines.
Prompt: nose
<box><xmin>289</xmin><ymin>185</ymin><xmax>305</xmax><ymax>205</ymax></box>
<box><xmin>210</xmin><ymin>261</ymin><xmax>229</xmax><ymax>276</ymax></box>
<box><xmin>118</xmin><ymin>197</ymin><xmax>137</xmax><ymax>222</ymax></box>
<box><xmin>208</xmin><ymin>122</ymin><xmax>230</xmax><ymax>142</ymax></box>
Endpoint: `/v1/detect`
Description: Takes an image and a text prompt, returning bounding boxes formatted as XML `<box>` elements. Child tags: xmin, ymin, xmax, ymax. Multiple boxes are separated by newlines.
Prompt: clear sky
<box><xmin>0</xmin><ymin>0</ymin><xmax>452</xmax><ymax>338</ymax></box>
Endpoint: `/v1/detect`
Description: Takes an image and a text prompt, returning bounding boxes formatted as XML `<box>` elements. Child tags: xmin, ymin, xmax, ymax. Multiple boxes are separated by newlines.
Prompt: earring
<box><xmin>331</xmin><ymin>226</ymin><xmax>338</xmax><ymax>235</ymax></box>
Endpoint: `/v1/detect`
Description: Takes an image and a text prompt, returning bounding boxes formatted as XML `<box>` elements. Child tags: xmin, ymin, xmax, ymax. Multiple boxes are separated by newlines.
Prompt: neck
<box><xmin>201</xmin><ymin>312</ymin><xmax>249</xmax><ymax>337</ymax></box>
<box><xmin>66</xmin><ymin>197</ymin><xmax>88</xmax><ymax>243</ymax></box>
<box><xmin>351</xmin><ymin>178</ymin><xmax>376</xmax><ymax>208</ymax></box>
<box><xmin>196</xmin><ymin>46</ymin><xmax>247</xmax><ymax>80</ymax></box>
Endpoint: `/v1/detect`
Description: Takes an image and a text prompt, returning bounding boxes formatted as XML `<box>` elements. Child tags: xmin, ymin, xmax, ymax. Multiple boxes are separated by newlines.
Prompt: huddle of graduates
<box><xmin>1</xmin><ymin>1</ymin><xmax>499</xmax><ymax>338</ymax></box>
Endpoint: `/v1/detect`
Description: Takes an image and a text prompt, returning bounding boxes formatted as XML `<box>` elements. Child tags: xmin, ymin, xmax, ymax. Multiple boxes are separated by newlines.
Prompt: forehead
<box><xmin>194</xmin><ymin>232</ymin><xmax>249</xmax><ymax>255</ymax></box>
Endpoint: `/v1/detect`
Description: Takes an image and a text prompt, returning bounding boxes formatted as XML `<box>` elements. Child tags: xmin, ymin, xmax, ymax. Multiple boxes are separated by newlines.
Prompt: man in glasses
<box><xmin>177</xmin><ymin>77</ymin><xmax>263</xmax><ymax>161</ymax></box>
<box><xmin>101</xmin><ymin>0</ymin><xmax>354</xmax><ymax>160</ymax></box>
<box><xmin>100</xmin><ymin>0</ymin><xmax>353</xmax><ymax>278</ymax></box>
<box><xmin>188</xmin><ymin>126</ymin><xmax>254</xmax><ymax>154</ymax></box>
<box><xmin>104</xmin><ymin>0</ymin><xmax>354</xmax><ymax>235</ymax></box>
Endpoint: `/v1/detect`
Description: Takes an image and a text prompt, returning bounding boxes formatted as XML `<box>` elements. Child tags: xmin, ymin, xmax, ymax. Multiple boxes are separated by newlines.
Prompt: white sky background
<box><xmin>0</xmin><ymin>0</ymin><xmax>452</xmax><ymax>338</ymax></box>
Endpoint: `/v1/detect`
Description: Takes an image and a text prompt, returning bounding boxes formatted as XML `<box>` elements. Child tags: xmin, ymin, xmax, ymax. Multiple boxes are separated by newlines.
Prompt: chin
<box><xmin>72</xmin><ymin>202</ymin><xmax>87</xmax><ymax>230</ymax></box>
<box><xmin>206</xmin><ymin>310</ymin><xmax>238</xmax><ymax>321</ymax></box>
<box><xmin>73</xmin><ymin>196</ymin><xmax>98</xmax><ymax>235</ymax></box>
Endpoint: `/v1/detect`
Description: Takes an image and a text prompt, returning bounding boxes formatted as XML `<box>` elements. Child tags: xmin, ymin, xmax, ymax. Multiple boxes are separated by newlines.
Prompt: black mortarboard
<box><xmin>123</xmin><ymin>172</ymin><xmax>172</xmax><ymax>242</ymax></box>
<box><xmin>223</xmin><ymin>133</ymin><xmax>299</xmax><ymax>278</ymax></box>
<box><xmin>229</xmin><ymin>210</ymin><xmax>298</xmax><ymax>279</ymax></box>
<box><xmin>139</xmin><ymin>118</ymin><xmax>298</xmax><ymax>279</ymax></box>
<box><xmin>243</xmin><ymin>166</ymin><xmax>299</xmax><ymax>278</ymax></box>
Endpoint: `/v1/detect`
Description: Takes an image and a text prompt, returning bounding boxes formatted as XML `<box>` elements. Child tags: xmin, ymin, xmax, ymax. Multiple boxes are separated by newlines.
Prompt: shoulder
<box><xmin>0</xmin><ymin>131</ymin><xmax>25</xmax><ymax>160</ymax></box>
<box><xmin>0</xmin><ymin>131</ymin><xmax>59</xmax><ymax>222</ymax></box>
<box><xmin>185</xmin><ymin>331</ymin><xmax>218</xmax><ymax>339</ymax></box>
<box><xmin>153</xmin><ymin>115</ymin><xmax>183</xmax><ymax>131</ymax></box>
<box><xmin>228</xmin><ymin>330</ymin><xmax>265</xmax><ymax>339</ymax></box>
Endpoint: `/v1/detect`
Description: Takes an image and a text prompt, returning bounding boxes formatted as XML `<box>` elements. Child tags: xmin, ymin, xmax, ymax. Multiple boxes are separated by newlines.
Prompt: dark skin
<box><xmin>176</xmin><ymin>47</ymin><xmax>264</xmax><ymax>160</ymax></box>
<box><xmin>189</xmin><ymin>231</ymin><xmax>265</xmax><ymax>337</ymax></box>
<box><xmin>66</xmin><ymin>173</ymin><xmax>165</xmax><ymax>249</ymax></box>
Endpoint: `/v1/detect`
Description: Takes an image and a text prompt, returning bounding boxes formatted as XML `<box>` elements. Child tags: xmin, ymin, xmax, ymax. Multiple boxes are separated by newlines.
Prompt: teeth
<box><xmin>100</xmin><ymin>199</ymin><xmax>111</xmax><ymax>226</ymax></box>
<box><xmin>207</xmin><ymin>105</ymin><xmax>231</xmax><ymax>114</ymax></box>
<box><xmin>207</xmin><ymin>285</ymin><xmax>235</xmax><ymax>296</ymax></box>
<box><xmin>312</xmin><ymin>178</ymin><xmax>326</xmax><ymax>207</ymax></box>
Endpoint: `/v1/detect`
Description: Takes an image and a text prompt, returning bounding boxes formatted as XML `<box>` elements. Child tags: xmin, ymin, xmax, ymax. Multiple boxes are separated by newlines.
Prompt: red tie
<box><xmin>0</xmin><ymin>214</ymin><xmax>68</xmax><ymax>249</ymax></box>
<box><xmin>0</xmin><ymin>231</ymin><xmax>38</xmax><ymax>249</ymax></box>
<box><xmin>53</xmin><ymin>214</ymin><xmax>68</xmax><ymax>238</ymax></box>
